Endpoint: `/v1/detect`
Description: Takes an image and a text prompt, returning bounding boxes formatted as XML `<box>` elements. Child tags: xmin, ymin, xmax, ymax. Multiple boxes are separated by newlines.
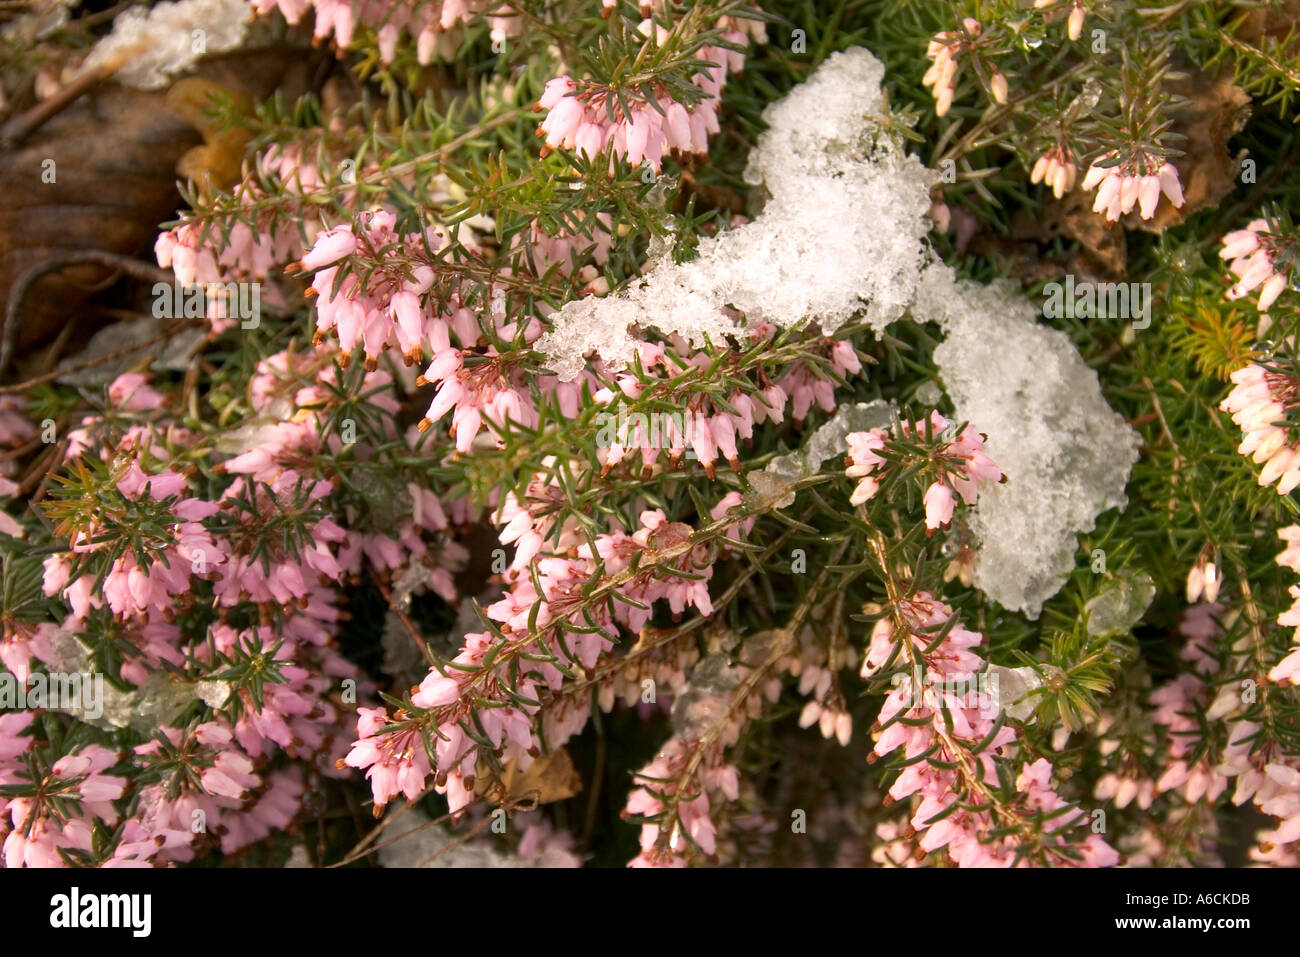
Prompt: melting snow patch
<box><xmin>81</xmin><ymin>0</ymin><xmax>249</xmax><ymax>90</ymax></box>
<box><xmin>538</xmin><ymin>47</ymin><xmax>1140</xmax><ymax>617</ymax></box>
<box><xmin>916</xmin><ymin>264</ymin><xmax>1140</xmax><ymax>617</ymax></box>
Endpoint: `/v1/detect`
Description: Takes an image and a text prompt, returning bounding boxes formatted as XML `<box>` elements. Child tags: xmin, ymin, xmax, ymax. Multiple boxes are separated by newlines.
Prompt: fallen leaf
<box><xmin>1008</xmin><ymin>188</ymin><xmax>1128</xmax><ymax>280</ymax></box>
<box><xmin>477</xmin><ymin>747</ymin><xmax>582</xmax><ymax>807</ymax></box>
<box><xmin>0</xmin><ymin>48</ymin><xmax>323</xmax><ymax>375</ymax></box>
<box><xmin>167</xmin><ymin>77</ymin><xmax>254</xmax><ymax>194</ymax></box>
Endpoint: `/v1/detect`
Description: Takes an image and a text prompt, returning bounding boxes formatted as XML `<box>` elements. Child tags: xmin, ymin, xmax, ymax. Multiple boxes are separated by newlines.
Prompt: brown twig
<box><xmin>0</xmin><ymin>65</ymin><xmax>112</xmax><ymax>148</ymax></box>
<box><xmin>327</xmin><ymin>795</ymin><xmax>449</xmax><ymax>868</ymax></box>
<box><xmin>21</xmin><ymin>435</ymin><xmax>63</xmax><ymax>502</ymax></box>
<box><xmin>0</xmin><ymin>319</ymin><xmax>199</xmax><ymax>395</ymax></box>
<box><xmin>370</xmin><ymin>568</ymin><xmax>436</xmax><ymax>667</ymax></box>
<box><xmin>2</xmin><ymin>251</ymin><xmax>176</xmax><ymax>376</ymax></box>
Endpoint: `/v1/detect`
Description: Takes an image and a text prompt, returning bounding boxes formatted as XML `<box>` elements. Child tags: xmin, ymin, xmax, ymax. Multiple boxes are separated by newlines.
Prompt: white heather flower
<box><xmin>1185</xmin><ymin>557</ymin><xmax>1221</xmax><ymax>604</ymax></box>
<box><xmin>923</xmin><ymin>18</ymin><xmax>980</xmax><ymax>117</ymax></box>
<box><xmin>1221</xmin><ymin>363</ymin><xmax>1300</xmax><ymax>496</ymax></box>
<box><xmin>1222</xmin><ymin>218</ymin><xmax>1292</xmax><ymax>312</ymax></box>
<box><xmin>1081</xmin><ymin>151</ymin><xmax>1184</xmax><ymax>222</ymax></box>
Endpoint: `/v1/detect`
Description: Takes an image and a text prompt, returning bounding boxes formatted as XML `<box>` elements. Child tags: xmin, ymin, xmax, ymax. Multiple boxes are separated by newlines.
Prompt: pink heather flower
<box><xmin>1069</xmin><ymin>3</ymin><xmax>1086</xmax><ymax>39</ymax></box>
<box><xmin>521</xmin><ymin>211</ymin><xmax>613</xmax><ymax>277</ymax></box>
<box><xmin>108</xmin><ymin>373</ymin><xmax>166</xmax><ymax>412</ymax></box>
<box><xmin>342</xmin><ymin>707</ymin><xmax>432</xmax><ymax>812</ymax></box>
<box><xmin>1081</xmin><ymin>151</ymin><xmax>1184</xmax><ymax>222</ymax></box>
<box><xmin>536</xmin><ymin>15</ymin><xmax>756</xmax><ymax>172</ymax></box>
<box><xmin>1221</xmin><ymin>217</ymin><xmax>1292</xmax><ymax>312</ymax></box>
<box><xmin>864</xmin><ymin>592</ymin><xmax>1112</xmax><ymax>866</ymax></box>
<box><xmin>1149</xmin><ymin>677</ymin><xmax>1227</xmax><ymax>806</ymax></box>
<box><xmin>411</xmin><ymin>672</ymin><xmax>461</xmax><ymax>709</ymax></box>
<box><xmin>1</xmin><ymin>742</ymin><xmax>127</xmax><ymax>868</ymax></box>
<box><xmin>516</xmin><ymin>815</ymin><xmax>582</xmax><ymax>867</ymax></box>
<box><xmin>796</xmin><ymin>664</ymin><xmax>853</xmax><ymax>747</ymax></box>
<box><xmin>929</xmin><ymin>199</ymin><xmax>951</xmax><ymax>233</ymax></box>
<box><xmin>709</xmin><ymin>490</ymin><xmax>755</xmax><ymax>544</ymax></box>
<box><xmin>155</xmin><ymin>224</ymin><xmax>218</xmax><ymax>288</ymax></box>
<box><xmin>844</xmin><ymin>430</ymin><xmax>885</xmax><ymax>503</ymax></box>
<box><xmin>299</xmin><ymin>210</ymin><xmax>492</xmax><ymax>371</ymax></box>
<box><xmin>844</xmin><ymin>411</ymin><xmax>1003</xmax><ymax>531</ymax></box>
<box><xmin>1152</xmin><ymin>608</ymin><xmax>1300</xmax><ymax>859</ymax></box>
<box><xmin>249</xmin><ymin>0</ymin><xmax>504</xmax><ymax>62</ymax></box>
<box><xmin>1273</xmin><ymin>527</ymin><xmax>1300</xmax><ymax>685</ymax></box>
<box><xmin>829</xmin><ymin>339</ymin><xmax>862</xmax><ymax>377</ymax></box>
<box><xmin>923</xmin><ymin>482</ymin><xmax>957</xmax><ymax>530</ymax></box>
<box><xmin>1096</xmin><ymin>770</ymin><xmax>1156</xmax><ymax>811</ymax></box>
<box><xmin>989</xmin><ymin>71</ymin><xmax>1008</xmax><ymax>105</ymax></box>
<box><xmin>625</xmin><ymin>736</ymin><xmax>740</xmax><ymax>865</ymax></box>
<box><xmin>1030</xmin><ymin>144</ymin><xmax>1079</xmax><ymax>199</ymax></box>
<box><xmin>216</xmin><ymin>769</ymin><xmax>305</xmax><ymax>856</ymax></box>
<box><xmin>117</xmin><ymin>718</ymin><xmax>323</xmax><ymax>864</ymax></box>
<box><xmin>297</xmin><ymin>225</ymin><xmax>358</xmax><ymax>272</ymax></box>
<box><xmin>40</xmin><ymin>462</ymin><xmax>225</xmax><ymax>623</ymax></box>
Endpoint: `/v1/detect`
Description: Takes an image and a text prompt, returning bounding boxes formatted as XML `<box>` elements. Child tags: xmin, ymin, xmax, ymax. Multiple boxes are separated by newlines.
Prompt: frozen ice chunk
<box><xmin>378</xmin><ymin>810</ymin><xmax>578</xmax><ymax>867</ymax></box>
<box><xmin>536</xmin><ymin>48</ymin><xmax>936</xmax><ymax>381</ymax></box>
<box><xmin>765</xmin><ymin>399</ymin><xmax>893</xmax><ymax>480</ymax></box>
<box><xmin>919</xmin><ymin>264</ymin><xmax>1141</xmax><ymax>618</ymax></box>
<box><xmin>670</xmin><ymin>653</ymin><xmax>744</xmax><ymax>740</ymax></box>
<box><xmin>914</xmin><ymin>381</ymin><xmax>942</xmax><ymax>406</ymax></box>
<box><xmin>1083</xmin><ymin>572</ymin><xmax>1156</xmax><ymax>636</ymax></box>
<box><xmin>743</xmin><ymin>470</ymin><xmax>796</xmax><ymax>510</ymax></box>
<box><xmin>984</xmin><ymin>664</ymin><xmax>1045</xmax><ymax>722</ymax></box>
<box><xmin>194</xmin><ymin>679</ymin><xmax>232</xmax><ymax>709</ymax></box>
<box><xmin>39</xmin><ymin>628</ymin><xmax>193</xmax><ymax>730</ymax></box>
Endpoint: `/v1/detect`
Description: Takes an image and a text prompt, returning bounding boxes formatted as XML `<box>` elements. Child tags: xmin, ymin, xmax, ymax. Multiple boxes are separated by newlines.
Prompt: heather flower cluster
<box><xmin>1030</xmin><ymin>144</ymin><xmax>1079</xmax><ymax>200</ymax></box>
<box><xmin>537</xmin><ymin>14</ymin><xmax>765</xmax><ymax>172</ymax></box>
<box><xmin>345</xmin><ymin>499</ymin><xmax>731</xmax><ymax>817</ymax></box>
<box><xmin>863</xmin><ymin>592</ymin><xmax>1117</xmax><ymax>866</ymax></box>
<box><xmin>1081</xmin><ymin>151</ymin><xmax>1184</xmax><ymax>223</ymax></box>
<box><xmin>248</xmin><ymin>0</ymin><xmax>510</xmax><ymax>61</ymax></box>
<box><xmin>922</xmin><ymin>18</ymin><xmax>997</xmax><ymax>118</ymax></box>
<box><xmin>1142</xmin><ymin>605</ymin><xmax>1300</xmax><ymax>864</ymax></box>
<box><xmin>844</xmin><ymin>412</ymin><xmax>1004</xmax><ymax>533</ymax></box>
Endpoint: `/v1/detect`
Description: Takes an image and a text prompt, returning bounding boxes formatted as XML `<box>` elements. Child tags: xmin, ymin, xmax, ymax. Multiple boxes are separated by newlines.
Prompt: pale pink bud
<box><xmin>299</xmin><ymin>227</ymin><xmax>357</xmax><ymax>271</ymax></box>
<box><xmin>990</xmin><ymin>72</ymin><xmax>1008</xmax><ymax>105</ymax></box>
<box><xmin>1221</xmin><ymin>230</ymin><xmax>1261</xmax><ymax>261</ymax></box>
<box><xmin>1068</xmin><ymin>4</ymin><xmax>1085</xmax><ymax>41</ymax></box>
<box><xmin>1158</xmin><ymin>163</ymin><xmax>1184</xmax><ymax>208</ymax></box>
<box><xmin>1137</xmin><ymin>174</ymin><xmax>1161</xmax><ymax>220</ymax></box>
<box><xmin>1259</xmin><ymin>272</ymin><xmax>1288</xmax><ymax>312</ymax></box>
<box><xmin>412</xmin><ymin>673</ymin><xmax>460</xmax><ymax>708</ymax></box>
<box><xmin>935</xmin><ymin>85</ymin><xmax>954</xmax><ymax>117</ymax></box>
<box><xmin>390</xmin><ymin>290</ymin><xmax>424</xmax><ymax>352</ymax></box>
<box><xmin>1081</xmin><ymin>162</ymin><xmax>1108</xmax><ymax>192</ymax></box>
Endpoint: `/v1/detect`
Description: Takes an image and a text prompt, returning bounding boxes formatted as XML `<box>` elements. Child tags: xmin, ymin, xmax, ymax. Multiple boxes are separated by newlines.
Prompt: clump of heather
<box><xmin>3</xmin><ymin>0</ymin><xmax>1300</xmax><ymax>871</ymax></box>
